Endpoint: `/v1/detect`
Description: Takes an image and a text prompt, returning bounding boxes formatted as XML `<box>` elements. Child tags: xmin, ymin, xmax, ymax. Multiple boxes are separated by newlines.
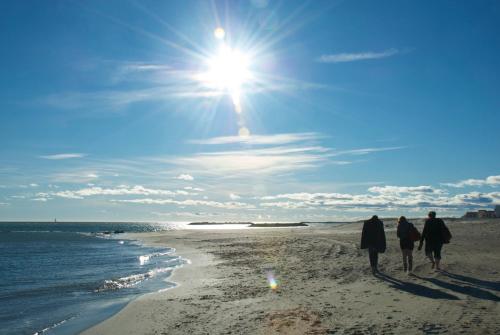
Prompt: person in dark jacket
<box><xmin>397</xmin><ymin>216</ymin><xmax>415</xmax><ymax>274</ymax></box>
<box><xmin>418</xmin><ymin>211</ymin><xmax>445</xmax><ymax>270</ymax></box>
<box><xmin>361</xmin><ymin>215</ymin><xmax>386</xmax><ymax>274</ymax></box>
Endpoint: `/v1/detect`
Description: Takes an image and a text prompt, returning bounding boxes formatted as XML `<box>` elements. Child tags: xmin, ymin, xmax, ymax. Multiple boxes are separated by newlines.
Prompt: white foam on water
<box><xmin>138</xmin><ymin>250</ymin><xmax>174</xmax><ymax>265</ymax></box>
<box><xmin>95</xmin><ymin>267</ymin><xmax>175</xmax><ymax>292</ymax></box>
<box><xmin>33</xmin><ymin>316</ymin><xmax>75</xmax><ymax>335</ymax></box>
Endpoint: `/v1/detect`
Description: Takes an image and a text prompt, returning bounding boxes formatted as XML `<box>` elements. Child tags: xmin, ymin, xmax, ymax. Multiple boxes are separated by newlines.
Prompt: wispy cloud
<box><xmin>119</xmin><ymin>62</ymin><xmax>172</xmax><ymax>73</ymax></box>
<box><xmin>39</xmin><ymin>153</ymin><xmax>86</xmax><ymax>160</ymax></box>
<box><xmin>42</xmin><ymin>86</ymin><xmax>214</xmax><ymax>111</ymax></box>
<box><xmin>171</xmin><ymin>146</ymin><xmax>331</xmax><ymax>176</ymax></box>
<box><xmin>10</xmin><ymin>195</ymin><xmax>26</xmax><ymax>199</ymax></box>
<box><xmin>50</xmin><ymin>172</ymin><xmax>99</xmax><ymax>183</ymax></box>
<box><xmin>40</xmin><ymin>55</ymin><xmax>334</xmax><ymax>113</ymax></box>
<box><xmin>442</xmin><ymin>175</ymin><xmax>500</xmax><ymax>188</ymax></box>
<box><xmin>189</xmin><ymin>132</ymin><xmax>323</xmax><ymax>146</ymax></box>
<box><xmin>317</xmin><ymin>48</ymin><xmax>399</xmax><ymax>63</ymax></box>
<box><xmin>334</xmin><ymin>147</ymin><xmax>405</xmax><ymax>156</ymax></box>
<box><xmin>163</xmin><ymin>143</ymin><xmax>404</xmax><ymax>177</ymax></box>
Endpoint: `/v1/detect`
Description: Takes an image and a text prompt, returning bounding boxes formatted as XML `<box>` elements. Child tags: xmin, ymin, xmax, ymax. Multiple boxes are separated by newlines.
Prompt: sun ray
<box><xmin>130</xmin><ymin>0</ymin><xmax>213</xmax><ymax>57</ymax></box>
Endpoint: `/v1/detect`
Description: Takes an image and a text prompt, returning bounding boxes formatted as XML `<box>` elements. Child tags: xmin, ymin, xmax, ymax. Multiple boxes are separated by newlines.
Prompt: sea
<box><xmin>0</xmin><ymin>222</ymin><xmax>186</xmax><ymax>335</ymax></box>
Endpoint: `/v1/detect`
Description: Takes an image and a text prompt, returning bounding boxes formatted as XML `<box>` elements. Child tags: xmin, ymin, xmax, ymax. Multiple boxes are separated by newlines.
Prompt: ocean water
<box><xmin>0</xmin><ymin>222</ymin><xmax>186</xmax><ymax>335</ymax></box>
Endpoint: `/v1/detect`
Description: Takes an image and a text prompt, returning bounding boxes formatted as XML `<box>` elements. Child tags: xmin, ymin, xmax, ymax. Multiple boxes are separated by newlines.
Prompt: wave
<box><xmin>33</xmin><ymin>316</ymin><xmax>76</xmax><ymax>335</ymax></box>
<box><xmin>138</xmin><ymin>249</ymin><xmax>174</xmax><ymax>265</ymax></box>
<box><xmin>95</xmin><ymin>266</ymin><xmax>177</xmax><ymax>292</ymax></box>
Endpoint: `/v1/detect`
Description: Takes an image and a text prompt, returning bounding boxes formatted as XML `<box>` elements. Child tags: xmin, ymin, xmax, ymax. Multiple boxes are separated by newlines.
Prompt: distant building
<box><xmin>462</xmin><ymin>207</ymin><xmax>498</xmax><ymax>219</ymax></box>
<box><xmin>477</xmin><ymin>210</ymin><xmax>496</xmax><ymax>218</ymax></box>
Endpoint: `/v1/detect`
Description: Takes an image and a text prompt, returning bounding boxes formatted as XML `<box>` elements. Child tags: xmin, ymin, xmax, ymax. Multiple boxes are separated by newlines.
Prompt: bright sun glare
<box><xmin>205</xmin><ymin>46</ymin><xmax>251</xmax><ymax>103</ymax></box>
<box><xmin>200</xmin><ymin>27</ymin><xmax>252</xmax><ymax>116</ymax></box>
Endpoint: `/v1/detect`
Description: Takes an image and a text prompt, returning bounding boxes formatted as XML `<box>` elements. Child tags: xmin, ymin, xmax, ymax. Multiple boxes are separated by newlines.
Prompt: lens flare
<box><xmin>214</xmin><ymin>27</ymin><xmax>225</xmax><ymax>40</ymax></box>
<box><xmin>238</xmin><ymin>127</ymin><xmax>250</xmax><ymax>137</ymax></box>
<box><xmin>267</xmin><ymin>271</ymin><xmax>279</xmax><ymax>290</ymax></box>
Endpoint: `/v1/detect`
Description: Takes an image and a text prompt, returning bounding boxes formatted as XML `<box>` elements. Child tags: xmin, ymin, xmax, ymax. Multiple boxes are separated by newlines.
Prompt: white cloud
<box><xmin>259</xmin><ymin>190</ymin><xmax>500</xmax><ymax>211</ymax></box>
<box><xmin>39</xmin><ymin>153</ymin><xmax>86</xmax><ymax>160</ymax></box>
<box><xmin>190</xmin><ymin>132</ymin><xmax>322</xmax><ymax>146</ymax></box>
<box><xmin>0</xmin><ymin>202</ymin><xmax>9</xmax><ymax>206</ymax></box>
<box><xmin>368</xmin><ymin>185</ymin><xmax>445</xmax><ymax>195</ymax></box>
<box><xmin>184</xmin><ymin>186</ymin><xmax>204</xmax><ymax>192</ymax></box>
<box><xmin>31</xmin><ymin>198</ymin><xmax>48</xmax><ymax>202</ymax></box>
<box><xmin>260</xmin><ymin>201</ymin><xmax>311</xmax><ymax>209</ymax></box>
<box><xmin>176</xmin><ymin>174</ymin><xmax>194</xmax><ymax>181</ymax></box>
<box><xmin>175</xmin><ymin>190</ymin><xmax>199</xmax><ymax>196</ymax></box>
<box><xmin>113</xmin><ymin>198</ymin><xmax>255</xmax><ymax>209</ymax></box>
<box><xmin>29</xmin><ymin>183</ymin><xmax>39</xmax><ymax>187</ymax></box>
<box><xmin>317</xmin><ymin>48</ymin><xmax>399</xmax><ymax>63</ymax></box>
<box><xmin>38</xmin><ymin>185</ymin><xmax>176</xmax><ymax>200</ymax></box>
<box><xmin>442</xmin><ymin>175</ymin><xmax>500</xmax><ymax>188</ymax></box>
<box><xmin>229</xmin><ymin>193</ymin><xmax>241</xmax><ymax>200</ymax></box>
<box><xmin>262</xmin><ymin>192</ymin><xmax>353</xmax><ymax>201</ymax></box>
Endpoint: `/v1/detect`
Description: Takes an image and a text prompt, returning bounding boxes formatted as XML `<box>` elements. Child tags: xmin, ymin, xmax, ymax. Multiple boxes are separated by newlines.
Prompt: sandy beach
<box><xmin>82</xmin><ymin>219</ymin><xmax>500</xmax><ymax>335</ymax></box>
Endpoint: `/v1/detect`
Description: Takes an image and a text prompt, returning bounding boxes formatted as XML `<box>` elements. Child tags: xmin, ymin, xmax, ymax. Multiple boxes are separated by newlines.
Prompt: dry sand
<box><xmin>81</xmin><ymin>219</ymin><xmax>500</xmax><ymax>335</ymax></box>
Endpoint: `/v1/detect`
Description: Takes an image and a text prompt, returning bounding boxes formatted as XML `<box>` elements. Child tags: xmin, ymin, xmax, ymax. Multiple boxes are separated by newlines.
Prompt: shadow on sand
<box><xmin>418</xmin><ymin>275</ymin><xmax>500</xmax><ymax>302</ymax></box>
<box><xmin>440</xmin><ymin>270</ymin><xmax>500</xmax><ymax>292</ymax></box>
<box><xmin>375</xmin><ymin>272</ymin><xmax>459</xmax><ymax>300</ymax></box>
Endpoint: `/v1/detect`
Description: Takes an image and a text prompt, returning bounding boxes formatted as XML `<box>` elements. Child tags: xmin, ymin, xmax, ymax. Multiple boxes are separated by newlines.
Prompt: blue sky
<box><xmin>1</xmin><ymin>0</ymin><xmax>499</xmax><ymax>221</ymax></box>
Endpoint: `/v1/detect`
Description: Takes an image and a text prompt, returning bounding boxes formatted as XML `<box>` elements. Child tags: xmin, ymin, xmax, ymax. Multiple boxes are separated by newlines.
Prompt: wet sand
<box><xmin>82</xmin><ymin>219</ymin><xmax>500</xmax><ymax>334</ymax></box>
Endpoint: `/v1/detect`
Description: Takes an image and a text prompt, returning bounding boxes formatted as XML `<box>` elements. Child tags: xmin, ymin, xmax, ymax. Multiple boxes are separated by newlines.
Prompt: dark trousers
<box><xmin>368</xmin><ymin>247</ymin><xmax>379</xmax><ymax>268</ymax></box>
<box><xmin>425</xmin><ymin>243</ymin><xmax>443</xmax><ymax>260</ymax></box>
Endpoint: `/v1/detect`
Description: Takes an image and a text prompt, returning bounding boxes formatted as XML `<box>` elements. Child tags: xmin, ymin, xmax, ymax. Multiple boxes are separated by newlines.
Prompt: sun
<box><xmin>204</xmin><ymin>46</ymin><xmax>251</xmax><ymax>99</ymax></box>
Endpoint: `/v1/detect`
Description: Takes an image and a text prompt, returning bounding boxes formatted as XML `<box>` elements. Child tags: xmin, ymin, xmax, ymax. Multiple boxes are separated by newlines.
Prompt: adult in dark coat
<box><xmin>361</xmin><ymin>215</ymin><xmax>386</xmax><ymax>274</ymax></box>
<box><xmin>397</xmin><ymin>216</ymin><xmax>416</xmax><ymax>274</ymax></box>
<box><xmin>418</xmin><ymin>211</ymin><xmax>447</xmax><ymax>270</ymax></box>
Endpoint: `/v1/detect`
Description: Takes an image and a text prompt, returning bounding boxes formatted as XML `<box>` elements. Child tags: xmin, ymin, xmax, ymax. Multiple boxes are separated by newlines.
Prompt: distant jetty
<box><xmin>188</xmin><ymin>222</ymin><xmax>309</xmax><ymax>227</ymax></box>
<box><xmin>248</xmin><ymin>222</ymin><xmax>308</xmax><ymax>228</ymax></box>
<box><xmin>188</xmin><ymin>222</ymin><xmax>253</xmax><ymax>225</ymax></box>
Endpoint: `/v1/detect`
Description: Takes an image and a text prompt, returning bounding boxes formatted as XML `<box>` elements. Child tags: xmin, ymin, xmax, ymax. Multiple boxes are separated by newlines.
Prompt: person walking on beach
<box><xmin>361</xmin><ymin>215</ymin><xmax>386</xmax><ymax>274</ymax></box>
<box><xmin>418</xmin><ymin>211</ymin><xmax>450</xmax><ymax>271</ymax></box>
<box><xmin>397</xmin><ymin>216</ymin><xmax>418</xmax><ymax>274</ymax></box>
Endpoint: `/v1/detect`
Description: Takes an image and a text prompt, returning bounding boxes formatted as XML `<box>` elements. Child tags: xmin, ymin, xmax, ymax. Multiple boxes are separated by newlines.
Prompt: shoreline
<box><xmin>82</xmin><ymin>220</ymin><xmax>500</xmax><ymax>334</ymax></box>
<box><xmin>80</xmin><ymin>230</ymin><xmax>219</xmax><ymax>335</ymax></box>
